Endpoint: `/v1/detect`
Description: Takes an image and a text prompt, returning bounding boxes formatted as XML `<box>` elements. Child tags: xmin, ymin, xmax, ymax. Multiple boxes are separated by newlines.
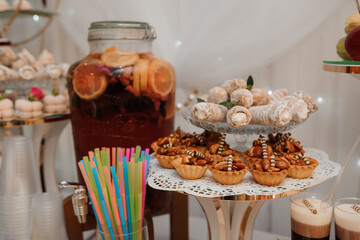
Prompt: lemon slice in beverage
<box><xmin>73</xmin><ymin>61</ymin><xmax>107</xmax><ymax>100</ymax></box>
<box><xmin>133</xmin><ymin>59</ymin><xmax>150</xmax><ymax>93</ymax></box>
<box><xmin>101</xmin><ymin>50</ymin><xmax>139</xmax><ymax>68</ymax></box>
<box><xmin>148</xmin><ymin>59</ymin><xmax>175</xmax><ymax>97</ymax></box>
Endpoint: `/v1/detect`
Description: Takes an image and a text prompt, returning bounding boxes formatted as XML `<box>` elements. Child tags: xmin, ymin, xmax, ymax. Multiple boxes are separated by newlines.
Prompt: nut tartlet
<box><xmin>285</xmin><ymin>154</ymin><xmax>319</xmax><ymax>179</ymax></box>
<box><xmin>249</xmin><ymin>156</ymin><xmax>290</xmax><ymax>186</ymax></box>
<box><xmin>268</xmin><ymin>133</ymin><xmax>304</xmax><ymax>158</ymax></box>
<box><xmin>242</xmin><ymin>136</ymin><xmax>273</xmax><ymax>167</ymax></box>
<box><xmin>155</xmin><ymin>146</ymin><xmax>184</xmax><ymax>169</ymax></box>
<box><xmin>151</xmin><ymin>127</ymin><xmax>194</xmax><ymax>153</ymax></box>
<box><xmin>172</xmin><ymin>151</ymin><xmax>217</xmax><ymax>180</ymax></box>
<box><xmin>210</xmin><ymin>155</ymin><xmax>248</xmax><ymax>185</ymax></box>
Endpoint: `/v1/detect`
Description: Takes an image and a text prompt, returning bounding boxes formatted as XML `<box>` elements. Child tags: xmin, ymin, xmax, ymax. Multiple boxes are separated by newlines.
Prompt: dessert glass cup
<box><xmin>96</xmin><ymin>219</ymin><xmax>148</xmax><ymax>240</ymax></box>
<box><xmin>290</xmin><ymin>192</ymin><xmax>333</xmax><ymax>240</ymax></box>
<box><xmin>334</xmin><ymin>198</ymin><xmax>360</xmax><ymax>240</ymax></box>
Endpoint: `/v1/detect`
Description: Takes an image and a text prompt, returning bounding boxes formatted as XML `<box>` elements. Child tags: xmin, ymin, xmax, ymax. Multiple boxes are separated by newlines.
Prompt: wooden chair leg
<box><xmin>144</xmin><ymin>206</ymin><xmax>155</xmax><ymax>240</ymax></box>
<box><xmin>170</xmin><ymin>192</ymin><xmax>189</xmax><ymax>240</ymax></box>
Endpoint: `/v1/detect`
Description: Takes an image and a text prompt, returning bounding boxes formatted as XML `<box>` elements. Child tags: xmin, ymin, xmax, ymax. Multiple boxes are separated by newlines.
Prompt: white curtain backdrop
<box><xmin>17</xmin><ymin>0</ymin><xmax>360</xmax><ymax>237</ymax></box>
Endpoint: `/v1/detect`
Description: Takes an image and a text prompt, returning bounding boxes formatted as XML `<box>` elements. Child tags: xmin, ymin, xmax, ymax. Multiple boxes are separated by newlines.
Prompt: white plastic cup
<box><xmin>0</xmin><ymin>136</ymin><xmax>41</xmax><ymax>239</ymax></box>
<box><xmin>0</xmin><ymin>136</ymin><xmax>41</xmax><ymax>197</ymax></box>
<box><xmin>31</xmin><ymin>192</ymin><xmax>68</xmax><ymax>240</ymax></box>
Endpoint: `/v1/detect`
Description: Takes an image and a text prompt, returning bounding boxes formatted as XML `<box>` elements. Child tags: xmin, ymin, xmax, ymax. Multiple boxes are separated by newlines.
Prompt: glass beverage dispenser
<box><xmin>67</xmin><ymin>21</ymin><xmax>175</xmax><ymax>213</ymax></box>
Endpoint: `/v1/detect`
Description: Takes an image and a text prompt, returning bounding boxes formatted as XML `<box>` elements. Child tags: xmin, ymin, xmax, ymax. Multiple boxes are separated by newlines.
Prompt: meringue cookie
<box><xmin>18</xmin><ymin>65</ymin><xmax>36</xmax><ymax>80</ymax></box>
<box><xmin>0</xmin><ymin>46</ymin><xmax>17</xmax><ymax>66</ymax></box>
<box><xmin>45</xmin><ymin>64</ymin><xmax>61</xmax><ymax>79</ymax></box>
<box><xmin>19</xmin><ymin>49</ymin><xmax>36</xmax><ymax>65</ymax></box>
<box><xmin>12</xmin><ymin>58</ymin><xmax>27</xmax><ymax>71</ymax></box>
<box><xmin>0</xmin><ymin>65</ymin><xmax>17</xmax><ymax>80</ymax></box>
<box><xmin>38</xmin><ymin>49</ymin><xmax>54</xmax><ymax>65</ymax></box>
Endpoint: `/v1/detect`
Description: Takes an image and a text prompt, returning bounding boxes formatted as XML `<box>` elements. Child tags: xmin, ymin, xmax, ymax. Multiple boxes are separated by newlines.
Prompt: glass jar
<box><xmin>68</xmin><ymin>21</ymin><xmax>175</xmax><ymax>213</ymax></box>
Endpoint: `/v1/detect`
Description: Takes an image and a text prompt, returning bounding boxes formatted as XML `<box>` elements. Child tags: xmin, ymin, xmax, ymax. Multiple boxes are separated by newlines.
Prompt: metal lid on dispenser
<box><xmin>88</xmin><ymin>21</ymin><xmax>157</xmax><ymax>41</ymax></box>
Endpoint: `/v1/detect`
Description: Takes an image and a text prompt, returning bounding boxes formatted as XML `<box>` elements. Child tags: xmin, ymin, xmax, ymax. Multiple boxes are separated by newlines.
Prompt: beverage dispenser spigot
<box><xmin>59</xmin><ymin>181</ymin><xmax>88</xmax><ymax>224</ymax></box>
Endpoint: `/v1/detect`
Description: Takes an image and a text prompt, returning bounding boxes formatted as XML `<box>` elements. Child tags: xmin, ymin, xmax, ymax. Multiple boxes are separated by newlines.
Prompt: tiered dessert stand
<box><xmin>0</xmin><ymin>5</ymin><xmax>69</xmax><ymax>193</ymax></box>
<box><xmin>147</xmin><ymin>107</ymin><xmax>341</xmax><ymax>240</ymax></box>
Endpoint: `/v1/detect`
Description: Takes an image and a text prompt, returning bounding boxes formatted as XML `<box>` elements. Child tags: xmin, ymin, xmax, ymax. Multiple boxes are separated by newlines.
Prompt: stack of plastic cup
<box><xmin>0</xmin><ymin>136</ymin><xmax>41</xmax><ymax>240</ymax></box>
<box><xmin>31</xmin><ymin>192</ymin><xmax>68</xmax><ymax>240</ymax></box>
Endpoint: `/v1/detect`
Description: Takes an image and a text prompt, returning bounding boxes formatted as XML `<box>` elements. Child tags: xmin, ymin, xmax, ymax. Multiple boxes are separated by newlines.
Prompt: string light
<box><xmin>33</xmin><ymin>15</ymin><xmax>39</xmax><ymax>22</ymax></box>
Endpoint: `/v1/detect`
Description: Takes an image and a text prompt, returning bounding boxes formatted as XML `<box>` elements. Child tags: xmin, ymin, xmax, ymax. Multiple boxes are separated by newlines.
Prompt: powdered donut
<box><xmin>230</xmin><ymin>89</ymin><xmax>253</xmax><ymax>108</ymax></box>
<box><xmin>191</xmin><ymin>102</ymin><xmax>228</xmax><ymax>122</ymax></box>
<box><xmin>226</xmin><ymin>106</ymin><xmax>251</xmax><ymax>128</ymax></box>
<box><xmin>207</xmin><ymin>86</ymin><xmax>228</xmax><ymax>104</ymax></box>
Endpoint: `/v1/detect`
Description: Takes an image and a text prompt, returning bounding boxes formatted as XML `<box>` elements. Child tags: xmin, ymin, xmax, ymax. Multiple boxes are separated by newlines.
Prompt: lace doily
<box><xmin>182</xmin><ymin>105</ymin><xmax>308</xmax><ymax>135</ymax></box>
<box><xmin>147</xmin><ymin>148</ymin><xmax>341</xmax><ymax>198</ymax></box>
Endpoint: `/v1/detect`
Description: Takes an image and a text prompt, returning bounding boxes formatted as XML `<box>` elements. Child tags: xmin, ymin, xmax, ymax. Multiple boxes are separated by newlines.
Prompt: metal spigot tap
<box><xmin>59</xmin><ymin>181</ymin><xmax>88</xmax><ymax>224</ymax></box>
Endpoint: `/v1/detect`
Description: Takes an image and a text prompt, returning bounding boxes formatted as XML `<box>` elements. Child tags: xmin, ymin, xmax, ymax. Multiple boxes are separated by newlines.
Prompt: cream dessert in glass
<box><xmin>334</xmin><ymin>198</ymin><xmax>360</xmax><ymax>240</ymax></box>
<box><xmin>290</xmin><ymin>192</ymin><xmax>333</xmax><ymax>240</ymax></box>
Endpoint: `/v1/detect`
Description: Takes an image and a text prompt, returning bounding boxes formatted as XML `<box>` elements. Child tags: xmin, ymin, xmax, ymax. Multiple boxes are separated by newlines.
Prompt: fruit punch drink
<box><xmin>68</xmin><ymin>21</ymin><xmax>175</xmax><ymax>163</ymax></box>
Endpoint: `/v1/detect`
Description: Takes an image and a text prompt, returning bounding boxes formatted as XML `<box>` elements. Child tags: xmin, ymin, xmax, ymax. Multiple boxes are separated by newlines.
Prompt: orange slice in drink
<box><xmin>101</xmin><ymin>50</ymin><xmax>139</xmax><ymax>68</ymax></box>
<box><xmin>72</xmin><ymin>61</ymin><xmax>107</xmax><ymax>100</ymax></box>
<box><xmin>133</xmin><ymin>59</ymin><xmax>150</xmax><ymax>93</ymax></box>
<box><xmin>148</xmin><ymin>59</ymin><xmax>175</xmax><ymax>97</ymax></box>
<box><xmin>102</xmin><ymin>46</ymin><xmax>117</xmax><ymax>53</ymax></box>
